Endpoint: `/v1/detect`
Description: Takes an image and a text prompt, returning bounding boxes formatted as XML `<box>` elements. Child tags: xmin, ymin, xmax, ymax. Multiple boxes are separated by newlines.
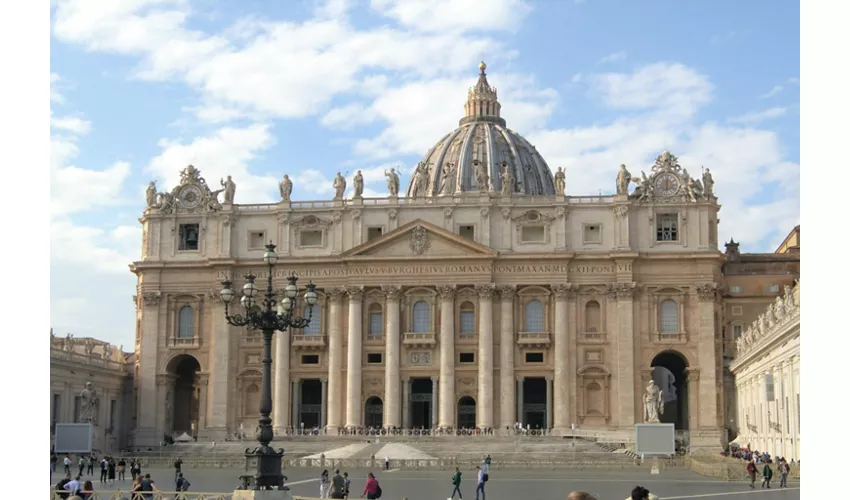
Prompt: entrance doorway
<box><xmin>169</xmin><ymin>355</ymin><xmax>200</xmax><ymax>434</ymax></box>
<box><xmin>457</xmin><ymin>396</ymin><xmax>476</xmax><ymax>429</ymax></box>
<box><xmin>522</xmin><ymin>377</ymin><xmax>547</xmax><ymax>429</ymax></box>
<box><xmin>410</xmin><ymin>378</ymin><xmax>433</xmax><ymax>428</ymax></box>
<box><xmin>650</xmin><ymin>351</ymin><xmax>689</xmax><ymax>430</ymax></box>
<box><xmin>299</xmin><ymin>379</ymin><xmax>322</xmax><ymax>428</ymax></box>
<box><xmin>364</xmin><ymin>396</ymin><xmax>383</xmax><ymax>428</ymax></box>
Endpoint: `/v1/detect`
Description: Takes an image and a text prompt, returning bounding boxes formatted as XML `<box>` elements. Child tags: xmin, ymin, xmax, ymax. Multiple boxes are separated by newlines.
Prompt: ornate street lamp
<box><xmin>219</xmin><ymin>242</ymin><xmax>317</xmax><ymax>490</ymax></box>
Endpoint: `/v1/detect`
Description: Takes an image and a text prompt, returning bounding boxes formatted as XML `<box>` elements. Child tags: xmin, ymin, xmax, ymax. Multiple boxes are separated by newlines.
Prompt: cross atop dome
<box><xmin>462</xmin><ymin>61</ymin><xmax>504</xmax><ymax>127</ymax></box>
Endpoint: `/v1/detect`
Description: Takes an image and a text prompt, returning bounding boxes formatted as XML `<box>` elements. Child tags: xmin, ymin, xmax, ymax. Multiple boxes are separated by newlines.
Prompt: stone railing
<box><xmin>49</xmin><ymin>346</ymin><xmax>130</xmax><ymax>373</ymax></box>
<box><xmin>735</xmin><ymin>281</ymin><xmax>800</xmax><ymax>358</ymax></box>
<box><xmin>402</xmin><ymin>332</ymin><xmax>436</xmax><ymax>346</ymax></box>
<box><xmin>291</xmin><ymin>334</ymin><xmax>327</xmax><ymax>349</ymax></box>
<box><xmin>516</xmin><ymin>332</ymin><xmax>551</xmax><ymax>346</ymax></box>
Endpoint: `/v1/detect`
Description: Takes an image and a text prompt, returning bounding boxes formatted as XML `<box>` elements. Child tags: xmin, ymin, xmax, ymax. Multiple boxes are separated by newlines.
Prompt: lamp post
<box><xmin>219</xmin><ymin>242</ymin><xmax>317</xmax><ymax>490</ymax></box>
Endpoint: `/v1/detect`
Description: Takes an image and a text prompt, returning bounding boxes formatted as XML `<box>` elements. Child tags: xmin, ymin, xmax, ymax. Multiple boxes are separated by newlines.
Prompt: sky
<box><xmin>50</xmin><ymin>0</ymin><xmax>800</xmax><ymax>348</ymax></box>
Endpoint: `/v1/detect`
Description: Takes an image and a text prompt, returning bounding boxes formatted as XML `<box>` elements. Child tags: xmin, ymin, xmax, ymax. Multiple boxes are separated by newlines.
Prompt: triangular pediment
<box><xmin>342</xmin><ymin>219</ymin><xmax>497</xmax><ymax>259</ymax></box>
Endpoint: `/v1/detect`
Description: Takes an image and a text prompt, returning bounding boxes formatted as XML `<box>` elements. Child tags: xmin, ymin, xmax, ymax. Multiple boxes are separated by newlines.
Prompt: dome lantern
<box><xmin>462</xmin><ymin>60</ymin><xmax>504</xmax><ymax>127</ymax></box>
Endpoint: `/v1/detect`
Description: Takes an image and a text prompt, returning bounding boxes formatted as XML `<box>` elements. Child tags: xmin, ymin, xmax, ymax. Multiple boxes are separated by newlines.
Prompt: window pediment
<box><xmin>290</xmin><ymin>215</ymin><xmax>332</xmax><ymax>229</ymax></box>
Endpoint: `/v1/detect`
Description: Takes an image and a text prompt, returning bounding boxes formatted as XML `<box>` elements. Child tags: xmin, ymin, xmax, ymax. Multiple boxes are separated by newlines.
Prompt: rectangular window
<box><xmin>459</xmin><ymin>352</ymin><xmax>475</xmax><ymax>363</ymax></box>
<box><xmin>525</xmin><ymin>352</ymin><xmax>544</xmax><ymax>363</ymax></box>
<box><xmin>521</xmin><ymin>226</ymin><xmax>545</xmax><ymax>243</ymax></box>
<box><xmin>732</xmin><ymin>325</ymin><xmax>742</xmax><ymax>339</ymax></box>
<box><xmin>730</xmin><ymin>286</ymin><xmax>744</xmax><ymax>293</ymax></box>
<box><xmin>248</xmin><ymin>231</ymin><xmax>266</xmax><ymax>250</ymax></box>
<box><xmin>765</xmin><ymin>284</ymin><xmax>780</xmax><ymax>293</ymax></box>
<box><xmin>459</xmin><ymin>225</ymin><xmax>475</xmax><ymax>241</ymax></box>
<box><xmin>765</xmin><ymin>374</ymin><xmax>775</xmax><ymax>400</ymax></box>
<box><xmin>300</xmin><ymin>230</ymin><xmax>323</xmax><ymax>247</ymax></box>
<box><xmin>178</xmin><ymin>223</ymin><xmax>200</xmax><ymax>251</ymax></box>
<box><xmin>301</xmin><ymin>354</ymin><xmax>319</xmax><ymax>365</ymax></box>
<box><xmin>369</xmin><ymin>312</ymin><xmax>383</xmax><ymax>336</ymax></box>
<box><xmin>367</xmin><ymin>227</ymin><xmax>383</xmax><ymax>241</ymax></box>
<box><xmin>656</xmin><ymin>214</ymin><xmax>678</xmax><ymax>242</ymax></box>
<box><xmin>367</xmin><ymin>353</ymin><xmax>383</xmax><ymax>364</ymax></box>
<box><xmin>459</xmin><ymin>311</ymin><xmax>475</xmax><ymax>334</ymax></box>
<box><xmin>583</xmin><ymin>224</ymin><xmax>602</xmax><ymax>244</ymax></box>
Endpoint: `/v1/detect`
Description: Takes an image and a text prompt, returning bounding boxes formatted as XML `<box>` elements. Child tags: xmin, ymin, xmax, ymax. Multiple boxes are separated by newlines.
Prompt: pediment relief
<box><xmin>578</xmin><ymin>364</ymin><xmax>610</xmax><ymax>376</ymax></box>
<box><xmin>342</xmin><ymin>219</ymin><xmax>497</xmax><ymax>259</ymax></box>
<box><xmin>456</xmin><ymin>287</ymin><xmax>478</xmax><ymax>298</ymax></box>
<box><xmin>579</xmin><ymin>286</ymin><xmax>608</xmax><ymax>297</ymax></box>
<box><xmin>512</xmin><ymin>210</ymin><xmax>554</xmax><ymax>226</ymax></box>
<box><xmin>649</xmin><ymin>286</ymin><xmax>687</xmax><ymax>296</ymax></box>
<box><xmin>518</xmin><ymin>285</ymin><xmax>551</xmax><ymax>296</ymax></box>
<box><xmin>237</xmin><ymin>368</ymin><xmax>262</xmax><ymax>378</ymax></box>
<box><xmin>290</xmin><ymin>215</ymin><xmax>332</xmax><ymax>229</ymax></box>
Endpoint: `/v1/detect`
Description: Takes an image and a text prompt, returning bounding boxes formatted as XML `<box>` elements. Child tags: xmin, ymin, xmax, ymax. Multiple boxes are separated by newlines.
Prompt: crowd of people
<box><xmin>273</xmin><ymin>423</ymin><xmax>552</xmax><ymax>437</ymax></box>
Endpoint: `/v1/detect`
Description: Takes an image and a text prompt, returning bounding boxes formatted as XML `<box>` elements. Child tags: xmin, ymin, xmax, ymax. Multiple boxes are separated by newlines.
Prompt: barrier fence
<box><xmin>50</xmin><ymin>491</ymin><xmax>232</xmax><ymax>500</ymax></box>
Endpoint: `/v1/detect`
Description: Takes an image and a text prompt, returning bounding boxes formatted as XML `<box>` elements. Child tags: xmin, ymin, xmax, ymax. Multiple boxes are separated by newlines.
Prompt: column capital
<box><xmin>431</xmin><ymin>376</ymin><xmax>440</xmax><ymax>383</ymax></box>
<box><xmin>345</xmin><ymin>286</ymin><xmax>365</xmax><ymax>301</ymax></box>
<box><xmin>545</xmin><ymin>376</ymin><xmax>553</xmax><ymax>382</ymax></box>
<box><xmin>328</xmin><ymin>287</ymin><xmax>346</xmax><ymax>303</ymax></box>
<box><xmin>437</xmin><ymin>285</ymin><xmax>456</xmax><ymax>300</ymax></box>
<box><xmin>695</xmin><ymin>282</ymin><xmax>718</xmax><ymax>301</ymax></box>
<box><xmin>475</xmin><ymin>283</ymin><xmax>496</xmax><ymax>299</ymax></box>
<box><xmin>685</xmin><ymin>367</ymin><xmax>701</xmax><ymax>382</ymax></box>
<box><xmin>142</xmin><ymin>291</ymin><xmax>163</xmax><ymax>307</ymax></box>
<box><xmin>551</xmin><ymin>283</ymin><xmax>576</xmax><ymax>299</ymax></box>
<box><xmin>497</xmin><ymin>285</ymin><xmax>516</xmax><ymax>301</ymax></box>
<box><xmin>320</xmin><ymin>378</ymin><xmax>328</xmax><ymax>384</ymax></box>
<box><xmin>516</xmin><ymin>376</ymin><xmax>525</xmax><ymax>382</ymax></box>
<box><xmin>607</xmin><ymin>282</ymin><xmax>637</xmax><ymax>300</ymax></box>
<box><xmin>382</xmin><ymin>285</ymin><xmax>403</xmax><ymax>301</ymax></box>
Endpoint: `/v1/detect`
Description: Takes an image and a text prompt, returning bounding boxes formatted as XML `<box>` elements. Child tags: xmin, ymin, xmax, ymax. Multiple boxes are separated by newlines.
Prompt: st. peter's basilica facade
<box><xmin>129</xmin><ymin>62</ymin><xmax>780</xmax><ymax>451</ymax></box>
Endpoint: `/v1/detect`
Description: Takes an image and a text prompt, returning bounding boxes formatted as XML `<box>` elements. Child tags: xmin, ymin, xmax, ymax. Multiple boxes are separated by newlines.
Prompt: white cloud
<box><xmin>728</xmin><ymin>107</ymin><xmax>787</xmax><ymax>125</ymax></box>
<box><xmin>321</xmin><ymin>103</ymin><xmax>378</xmax><ymax>129</ymax></box>
<box><xmin>597</xmin><ymin>51</ymin><xmax>627</xmax><ymax>64</ymax></box>
<box><xmin>50</xmin><ymin>114</ymin><xmax>93</xmax><ymax>135</ymax></box>
<box><xmin>50</xmin><ymin>72</ymin><xmax>65</xmax><ymax>103</ymax></box>
<box><xmin>759</xmin><ymin>85</ymin><xmax>783</xmax><ymax>99</ymax></box>
<box><xmin>146</xmin><ymin>123</ymin><xmax>279</xmax><ymax>203</ymax></box>
<box><xmin>370</xmin><ymin>0</ymin><xmax>531</xmax><ymax>33</ymax></box>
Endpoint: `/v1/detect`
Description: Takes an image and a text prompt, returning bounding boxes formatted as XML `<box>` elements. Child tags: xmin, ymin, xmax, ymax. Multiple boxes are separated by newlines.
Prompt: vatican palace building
<box><xmin>128</xmin><ymin>63</ymin><xmax>799</xmax><ymax>452</ymax></box>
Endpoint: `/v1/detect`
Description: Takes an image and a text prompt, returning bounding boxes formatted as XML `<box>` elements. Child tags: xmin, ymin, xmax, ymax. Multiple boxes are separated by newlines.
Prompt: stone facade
<box><xmin>728</xmin><ymin>282</ymin><xmax>800</xmax><ymax>460</ymax></box>
<box><xmin>50</xmin><ymin>333</ymin><xmax>134</xmax><ymax>453</ymax></box>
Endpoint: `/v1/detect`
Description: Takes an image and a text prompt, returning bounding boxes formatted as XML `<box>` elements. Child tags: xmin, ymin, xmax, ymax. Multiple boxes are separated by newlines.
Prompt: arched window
<box><xmin>304</xmin><ymin>303</ymin><xmax>322</xmax><ymax>335</ymax></box>
<box><xmin>659</xmin><ymin>299</ymin><xmax>678</xmax><ymax>333</ymax></box>
<box><xmin>368</xmin><ymin>303</ymin><xmax>383</xmax><ymax>336</ymax></box>
<box><xmin>524</xmin><ymin>300</ymin><xmax>544</xmax><ymax>333</ymax></box>
<box><xmin>177</xmin><ymin>306</ymin><xmax>194</xmax><ymax>338</ymax></box>
<box><xmin>585</xmin><ymin>300</ymin><xmax>601</xmax><ymax>333</ymax></box>
<box><xmin>412</xmin><ymin>301</ymin><xmax>431</xmax><ymax>333</ymax></box>
<box><xmin>459</xmin><ymin>301</ymin><xmax>475</xmax><ymax>334</ymax></box>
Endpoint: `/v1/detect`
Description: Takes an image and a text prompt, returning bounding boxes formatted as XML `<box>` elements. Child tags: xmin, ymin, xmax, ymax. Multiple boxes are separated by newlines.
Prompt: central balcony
<box><xmin>517</xmin><ymin>332</ymin><xmax>551</xmax><ymax>348</ymax></box>
<box><xmin>292</xmin><ymin>334</ymin><xmax>327</xmax><ymax>351</ymax></box>
<box><xmin>403</xmin><ymin>332</ymin><xmax>437</xmax><ymax>348</ymax></box>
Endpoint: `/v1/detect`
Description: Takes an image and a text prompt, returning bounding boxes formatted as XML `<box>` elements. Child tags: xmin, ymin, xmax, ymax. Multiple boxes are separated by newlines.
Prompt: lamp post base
<box><xmin>242</xmin><ymin>446</ymin><xmax>287</xmax><ymax>491</ymax></box>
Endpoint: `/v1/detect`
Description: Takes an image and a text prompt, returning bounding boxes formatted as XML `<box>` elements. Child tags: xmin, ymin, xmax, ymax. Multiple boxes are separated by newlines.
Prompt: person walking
<box><xmin>778</xmin><ymin>459</ymin><xmax>790</xmax><ymax>488</ymax></box>
<box><xmin>87</xmin><ymin>455</ymin><xmax>95</xmax><ymax>476</ymax></box>
<box><xmin>117</xmin><ymin>458</ymin><xmax>126</xmax><ymax>481</ymax></box>
<box><xmin>176</xmin><ymin>472</ymin><xmax>191</xmax><ymax>492</ymax></box>
<box><xmin>761</xmin><ymin>461</ymin><xmax>773</xmax><ymax>489</ymax></box>
<box><xmin>64</xmin><ymin>455</ymin><xmax>72</xmax><ymax>474</ymax></box>
<box><xmin>475</xmin><ymin>466</ymin><xmax>486</xmax><ymax>500</ymax></box>
<box><xmin>449</xmin><ymin>467</ymin><xmax>463</xmax><ymax>499</ymax></box>
<box><xmin>343</xmin><ymin>472</ymin><xmax>351</xmax><ymax>499</ymax></box>
<box><xmin>51</xmin><ymin>452</ymin><xmax>58</xmax><ymax>473</ymax></box>
<box><xmin>78</xmin><ymin>456</ymin><xmax>86</xmax><ymax>477</ymax></box>
<box><xmin>173</xmin><ymin>457</ymin><xmax>184</xmax><ymax>482</ymax></box>
<box><xmin>139</xmin><ymin>473</ymin><xmax>157</xmax><ymax>500</ymax></box>
<box><xmin>99</xmin><ymin>458</ymin><xmax>108</xmax><ymax>484</ymax></box>
<box><xmin>385</xmin><ymin>456</ymin><xmax>390</xmax><ymax>470</ymax></box>
<box><xmin>319</xmin><ymin>469</ymin><xmax>330</xmax><ymax>499</ymax></box>
<box><xmin>360</xmin><ymin>472</ymin><xmax>381</xmax><ymax>499</ymax></box>
<box><xmin>331</xmin><ymin>469</ymin><xmax>345</xmax><ymax>499</ymax></box>
<box><xmin>746</xmin><ymin>459</ymin><xmax>757</xmax><ymax>488</ymax></box>
<box><xmin>107</xmin><ymin>458</ymin><xmax>116</xmax><ymax>483</ymax></box>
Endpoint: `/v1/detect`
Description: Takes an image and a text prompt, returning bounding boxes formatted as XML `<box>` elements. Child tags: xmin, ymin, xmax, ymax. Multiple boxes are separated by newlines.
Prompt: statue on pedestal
<box><xmin>643</xmin><ymin>379</ymin><xmax>664</xmax><ymax>423</ymax></box>
<box><xmin>439</xmin><ymin>163</ymin><xmax>456</xmax><ymax>195</ymax></box>
<box><xmin>554</xmin><ymin>167</ymin><xmax>566</xmax><ymax>195</ymax></box>
<box><xmin>145</xmin><ymin>181</ymin><xmax>158</xmax><ymax>208</ymax></box>
<box><xmin>702</xmin><ymin>168</ymin><xmax>714</xmax><ymax>196</ymax></box>
<box><xmin>221</xmin><ymin>176</ymin><xmax>236</xmax><ymax>204</ymax></box>
<box><xmin>333</xmin><ymin>172</ymin><xmax>346</xmax><ymax>200</ymax></box>
<box><xmin>80</xmin><ymin>382</ymin><xmax>99</xmax><ymax>425</ymax></box>
<box><xmin>385</xmin><ymin>168</ymin><xmax>400</xmax><ymax>196</ymax></box>
<box><xmin>616</xmin><ymin>164</ymin><xmax>632</xmax><ymax>195</ymax></box>
<box><xmin>501</xmin><ymin>163</ymin><xmax>515</xmax><ymax>195</ymax></box>
<box><xmin>279</xmin><ymin>174</ymin><xmax>293</xmax><ymax>201</ymax></box>
<box><xmin>353</xmin><ymin>170</ymin><xmax>364</xmax><ymax>198</ymax></box>
<box><xmin>474</xmin><ymin>160</ymin><xmax>489</xmax><ymax>192</ymax></box>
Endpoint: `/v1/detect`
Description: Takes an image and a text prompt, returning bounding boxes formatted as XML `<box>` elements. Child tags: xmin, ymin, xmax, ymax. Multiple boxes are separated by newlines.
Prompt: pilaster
<box><xmin>613</xmin><ymin>281</ymin><xmax>637</xmax><ymax>427</ymax></box>
<box><xmin>431</xmin><ymin>376</ymin><xmax>440</xmax><ymax>427</ymax></box>
<box><xmin>135</xmin><ymin>292</ymin><xmax>162</xmax><ymax>446</ymax></box>
<box><xmin>476</xmin><ymin>284</ymin><xmax>495</xmax><ymax>428</ymax></box>
<box><xmin>497</xmin><ymin>285</ymin><xmax>516</xmax><ymax>428</ymax></box>
<box><xmin>551</xmin><ymin>283</ymin><xmax>572</xmax><ymax>432</ymax></box>
<box><xmin>326</xmin><ymin>288</ymin><xmax>345</xmax><ymax>431</ymax></box>
<box><xmin>437</xmin><ymin>285</ymin><xmax>456</xmax><ymax>428</ymax></box>
<box><xmin>207</xmin><ymin>300</ymin><xmax>232</xmax><ymax>440</ymax></box>
<box><xmin>345</xmin><ymin>286</ymin><xmax>364</xmax><ymax>428</ymax></box>
<box><xmin>695</xmin><ymin>283</ymin><xmax>719</xmax><ymax>432</ymax></box>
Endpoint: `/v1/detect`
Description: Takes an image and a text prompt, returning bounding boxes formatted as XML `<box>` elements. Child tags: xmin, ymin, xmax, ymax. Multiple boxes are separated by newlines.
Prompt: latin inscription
<box><xmin>215</xmin><ymin>263</ymin><xmax>625</xmax><ymax>279</ymax></box>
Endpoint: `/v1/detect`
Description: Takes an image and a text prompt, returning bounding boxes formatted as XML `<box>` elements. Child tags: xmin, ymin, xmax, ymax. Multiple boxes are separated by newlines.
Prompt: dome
<box><xmin>406</xmin><ymin>62</ymin><xmax>557</xmax><ymax>198</ymax></box>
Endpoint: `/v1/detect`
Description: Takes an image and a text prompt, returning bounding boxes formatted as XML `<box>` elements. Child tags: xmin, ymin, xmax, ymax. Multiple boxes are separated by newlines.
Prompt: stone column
<box><xmin>273</xmin><ymin>328</ymin><xmax>291</xmax><ymax>430</ymax></box>
<box><xmin>345</xmin><ymin>287</ymin><xmax>364</xmax><ymax>429</ymax></box>
<box><xmin>546</xmin><ymin>376</ymin><xmax>553</xmax><ymax>429</ymax></box>
<box><xmin>552</xmin><ymin>284</ymin><xmax>571</xmax><ymax>433</ymax></box>
<box><xmin>516</xmin><ymin>376</ymin><xmax>524</xmax><ymax>426</ymax></box>
<box><xmin>383</xmin><ymin>285</ymin><xmax>402</xmax><ymax>428</ymax></box>
<box><xmin>498</xmin><ymin>286</ymin><xmax>516</xmax><ymax>428</ymax></box>
<box><xmin>326</xmin><ymin>288</ymin><xmax>345</xmax><ymax>432</ymax></box>
<box><xmin>476</xmin><ymin>284</ymin><xmax>495</xmax><ymax>428</ymax></box>
<box><xmin>402</xmin><ymin>377</ymin><xmax>411</xmax><ymax>429</ymax></box>
<box><xmin>320</xmin><ymin>378</ymin><xmax>328</xmax><ymax>428</ymax></box>
<box><xmin>207</xmin><ymin>299</ymin><xmax>231</xmax><ymax>440</ymax></box>
<box><xmin>696</xmin><ymin>283</ymin><xmax>719</xmax><ymax>430</ymax></box>
<box><xmin>437</xmin><ymin>285</ymin><xmax>456</xmax><ymax>428</ymax></box>
<box><xmin>614</xmin><ymin>282</ymin><xmax>637</xmax><ymax>428</ymax></box>
<box><xmin>686</xmin><ymin>368</ymin><xmax>700</xmax><ymax>432</ymax></box>
<box><xmin>136</xmin><ymin>293</ymin><xmax>164</xmax><ymax>445</ymax></box>
<box><xmin>291</xmin><ymin>379</ymin><xmax>300</xmax><ymax>428</ymax></box>
<box><xmin>431</xmin><ymin>376</ymin><xmax>439</xmax><ymax>428</ymax></box>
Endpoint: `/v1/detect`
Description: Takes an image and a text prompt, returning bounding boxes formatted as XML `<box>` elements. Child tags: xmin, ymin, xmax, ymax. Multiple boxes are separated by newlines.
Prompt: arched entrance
<box><xmin>650</xmin><ymin>351</ymin><xmax>689</xmax><ymax>430</ymax></box>
<box><xmin>364</xmin><ymin>396</ymin><xmax>383</xmax><ymax>428</ymax></box>
<box><xmin>457</xmin><ymin>396</ymin><xmax>476</xmax><ymax>429</ymax></box>
<box><xmin>168</xmin><ymin>354</ymin><xmax>201</xmax><ymax>434</ymax></box>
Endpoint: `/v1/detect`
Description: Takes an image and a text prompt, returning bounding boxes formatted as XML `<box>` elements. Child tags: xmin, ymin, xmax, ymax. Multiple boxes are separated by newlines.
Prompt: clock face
<box><xmin>179</xmin><ymin>185</ymin><xmax>203</xmax><ymax>208</ymax></box>
<box><xmin>655</xmin><ymin>173</ymin><xmax>680</xmax><ymax>197</ymax></box>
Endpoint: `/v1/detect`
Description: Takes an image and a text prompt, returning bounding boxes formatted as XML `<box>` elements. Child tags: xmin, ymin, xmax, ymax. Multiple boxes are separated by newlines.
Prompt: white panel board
<box><xmin>635</xmin><ymin>423</ymin><xmax>675</xmax><ymax>456</ymax></box>
<box><xmin>54</xmin><ymin>424</ymin><xmax>93</xmax><ymax>454</ymax></box>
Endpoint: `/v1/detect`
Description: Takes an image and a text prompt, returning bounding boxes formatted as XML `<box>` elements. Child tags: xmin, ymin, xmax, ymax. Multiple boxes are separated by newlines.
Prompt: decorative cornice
<box><xmin>328</xmin><ymin>287</ymin><xmax>346</xmax><ymax>302</ymax></box>
<box><xmin>695</xmin><ymin>282</ymin><xmax>718</xmax><ymax>301</ymax></box>
<box><xmin>344</xmin><ymin>286</ymin><xmax>364</xmax><ymax>301</ymax></box>
<box><xmin>142</xmin><ymin>291</ymin><xmax>162</xmax><ymax>306</ymax></box>
<box><xmin>382</xmin><ymin>285</ymin><xmax>403</xmax><ymax>301</ymax></box>
<box><xmin>497</xmin><ymin>285</ymin><xmax>516</xmax><ymax>301</ymax></box>
<box><xmin>437</xmin><ymin>285</ymin><xmax>456</xmax><ymax>300</ymax></box>
<box><xmin>735</xmin><ymin>281</ymin><xmax>801</xmax><ymax>359</ymax></box>
<box><xmin>612</xmin><ymin>282</ymin><xmax>637</xmax><ymax>300</ymax></box>
<box><xmin>475</xmin><ymin>283</ymin><xmax>496</xmax><ymax>299</ymax></box>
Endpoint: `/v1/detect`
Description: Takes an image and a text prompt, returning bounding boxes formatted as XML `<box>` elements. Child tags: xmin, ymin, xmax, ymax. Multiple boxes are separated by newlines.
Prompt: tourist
<box><xmin>55</xmin><ymin>473</ymin><xmax>73</xmax><ymax>500</ymax></box>
<box><xmin>320</xmin><ymin>469</ymin><xmax>330</xmax><ymax>498</ymax></box>
<box><xmin>475</xmin><ymin>465</ymin><xmax>486</xmax><ymax>500</ymax></box>
<box><xmin>567</xmin><ymin>492</ymin><xmax>597</xmax><ymax>500</ymax></box>
<box><xmin>176</xmin><ymin>472</ymin><xmax>191</xmax><ymax>491</ymax></box>
<box><xmin>80</xmin><ymin>480</ymin><xmax>95</xmax><ymax>500</ymax></box>
<box><xmin>107</xmin><ymin>457</ymin><xmax>116</xmax><ymax>483</ymax></box>
<box><xmin>449</xmin><ymin>467</ymin><xmax>463</xmax><ymax>499</ymax></box>
<box><xmin>331</xmin><ymin>468</ymin><xmax>346</xmax><ymax>499</ymax></box>
<box><xmin>385</xmin><ymin>456</ymin><xmax>390</xmax><ymax>470</ymax></box>
<box><xmin>130</xmin><ymin>476</ymin><xmax>143</xmax><ymax>494</ymax></box>
<box><xmin>78</xmin><ymin>456</ymin><xmax>86</xmax><ymax>477</ymax></box>
<box><xmin>174</xmin><ymin>456</ymin><xmax>184</xmax><ymax>481</ymax></box>
<box><xmin>746</xmin><ymin>459</ymin><xmax>757</xmax><ymax>488</ymax></box>
<box><xmin>51</xmin><ymin>452</ymin><xmax>58</xmax><ymax>473</ymax></box>
<box><xmin>484</xmin><ymin>455</ymin><xmax>492</xmax><ymax>473</ymax></box>
<box><xmin>64</xmin><ymin>455</ymin><xmax>72</xmax><ymax>474</ymax></box>
<box><xmin>360</xmin><ymin>472</ymin><xmax>381</xmax><ymax>499</ymax></box>
<box><xmin>117</xmin><ymin>457</ymin><xmax>126</xmax><ymax>481</ymax></box>
<box><xmin>343</xmin><ymin>472</ymin><xmax>351</xmax><ymax>499</ymax></box>
<box><xmin>86</xmin><ymin>455</ymin><xmax>95</xmax><ymax>476</ymax></box>
<box><xmin>66</xmin><ymin>475</ymin><xmax>82</xmax><ymax>497</ymax></box>
<box><xmin>99</xmin><ymin>457</ymin><xmax>108</xmax><ymax>483</ymax></box>
<box><xmin>761</xmin><ymin>461</ymin><xmax>773</xmax><ymax>489</ymax></box>
<box><xmin>626</xmin><ymin>486</ymin><xmax>658</xmax><ymax>500</ymax></box>
<box><xmin>778</xmin><ymin>458</ymin><xmax>790</xmax><ymax>487</ymax></box>
<box><xmin>139</xmin><ymin>473</ymin><xmax>157</xmax><ymax>500</ymax></box>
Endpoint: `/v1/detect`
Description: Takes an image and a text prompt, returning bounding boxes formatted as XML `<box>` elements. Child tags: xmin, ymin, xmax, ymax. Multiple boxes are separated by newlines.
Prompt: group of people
<box><xmin>52</xmin><ymin>453</ymin><xmax>130</xmax><ymax>484</ymax></box>
<box><xmin>318</xmin><ymin>468</ymin><xmax>381</xmax><ymax>499</ymax></box>
<box><xmin>448</xmin><ymin>455</ymin><xmax>492</xmax><ymax>500</ymax></box>
<box><xmin>745</xmin><ymin>456</ymin><xmax>793</xmax><ymax>489</ymax></box>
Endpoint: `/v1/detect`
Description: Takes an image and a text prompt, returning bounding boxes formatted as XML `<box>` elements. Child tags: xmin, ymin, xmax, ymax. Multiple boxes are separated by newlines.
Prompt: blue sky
<box><xmin>50</xmin><ymin>0</ymin><xmax>800</xmax><ymax>347</ymax></box>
